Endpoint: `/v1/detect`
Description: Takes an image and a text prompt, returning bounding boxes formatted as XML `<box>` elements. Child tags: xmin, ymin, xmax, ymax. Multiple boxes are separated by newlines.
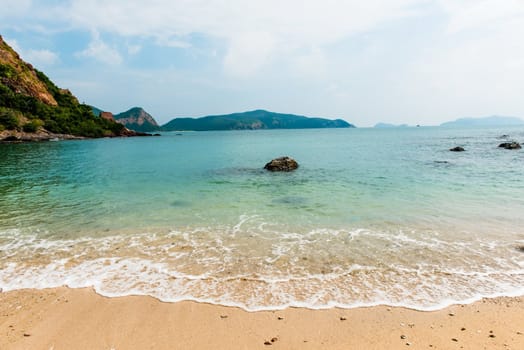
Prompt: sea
<box><xmin>1</xmin><ymin>126</ymin><xmax>523</xmax><ymax>311</ymax></box>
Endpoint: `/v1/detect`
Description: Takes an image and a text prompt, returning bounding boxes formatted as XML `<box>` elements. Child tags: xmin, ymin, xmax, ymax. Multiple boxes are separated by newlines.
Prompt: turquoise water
<box><xmin>1</xmin><ymin>127</ymin><xmax>523</xmax><ymax>310</ymax></box>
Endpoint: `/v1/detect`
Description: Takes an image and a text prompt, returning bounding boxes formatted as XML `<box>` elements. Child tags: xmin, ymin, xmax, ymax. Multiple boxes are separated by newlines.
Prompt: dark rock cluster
<box><xmin>264</xmin><ymin>157</ymin><xmax>299</xmax><ymax>172</ymax></box>
<box><xmin>450</xmin><ymin>146</ymin><xmax>465</xmax><ymax>152</ymax></box>
<box><xmin>498</xmin><ymin>142</ymin><xmax>521</xmax><ymax>150</ymax></box>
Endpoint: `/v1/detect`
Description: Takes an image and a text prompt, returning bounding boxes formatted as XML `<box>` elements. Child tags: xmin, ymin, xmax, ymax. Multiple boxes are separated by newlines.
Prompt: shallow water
<box><xmin>1</xmin><ymin>126</ymin><xmax>523</xmax><ymax>310</ymax></box>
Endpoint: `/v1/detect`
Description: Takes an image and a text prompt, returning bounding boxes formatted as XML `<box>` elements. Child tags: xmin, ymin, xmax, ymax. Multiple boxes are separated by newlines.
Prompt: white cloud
<box><xmin>25</xmin><ymin>49</ymin><xmax>59</xmax><ymax>66</ymax></box>
<box><xmin>57</xmin><ymin>0</ymin><xmax>424</xmax><ymax>75</ymax></box>
<box><xmin>293</xmin><ymin>48</ymin><xmax>328</xmax><ymax>79</ymax></box>
<box><xmin>76</xmin><ymin>34</ymin><xmax>123</xmax><ymax>65</ymax></box>
<box><xmin>127</xmin><ymin>44</ymin><xmax>142</xmax><ymax>55</ymax></box>
<box><xmin>4</xmin><ymin>38</ymin><xmax>59</xmax><ymax>66</ymax></box>
<box><xmin>61</xmin><ymin>0</ymin><xmax>423</xmax><ymax>40</ymax></box>
<box><xmin>223</xmin><ymin>31</ymin><xmax>276</xmax><ymax>77</ymax></box>
<box><xmin>401</xmin><ymin>10</ymin><xmax>524</xmax><ymax>122</ymax></box>
<box><xmin>437</xmin><ymin>0</ymin><xmax>524</xmax><ymax>33</ymax></box>
<box><xmin>0</xmin><ymin>0</ymin><xmax>32</xmax><ymax>17</ymax></box>
<box><xmin>4</xmin><ymin>0</ymin><xmax>524</xmax><ymax>125</ymax></box>
<box><xmin>1</xmin><ymin>0</ymin><xmax>428</xmax><ymax>75</ymax></box>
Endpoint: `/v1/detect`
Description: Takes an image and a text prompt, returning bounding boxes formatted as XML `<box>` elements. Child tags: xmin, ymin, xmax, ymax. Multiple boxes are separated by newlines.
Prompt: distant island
<box><xmin>162</xmin><ymin>109</ymin><xmax>354</xmax><ymax>131</ymax></box>
<box><xmin>441</xmin><ymin>116</ymin><xmax>524</xmax><ymax>127</ymax></box>
<box><xmin>374</xmin><ymin>122</ymin><xmax>409</xmax><ymax>128</ymax></box>
<box><xmin>0</xmin><ymin>35</ymin><xmax>144</xmax><ymax>141</ymax></box>
<box><xmin>89</xmin><ymin>108</ymin><xmax>353</xmax><ymax>133</ymax></box>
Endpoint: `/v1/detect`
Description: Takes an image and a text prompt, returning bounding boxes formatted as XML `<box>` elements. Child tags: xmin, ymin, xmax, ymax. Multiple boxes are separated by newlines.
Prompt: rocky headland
<box><xmin>1</xmin><ymin>35</ymin><xmax>153</xmax><ymax>141</ymax></box>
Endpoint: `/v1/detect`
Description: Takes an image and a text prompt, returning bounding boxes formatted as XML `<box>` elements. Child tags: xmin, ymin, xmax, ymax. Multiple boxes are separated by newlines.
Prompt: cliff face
<box><xmin>100</xmin><ymin>111</ymin><xmax>115</xmax><ymax>122</ymax></box>
<box><xmin>114</xmin><ymin>107</ymin><xmax>160</xmax><ymax>132</ymax></box>
<box><xmin>0</xmin><ymin>36</ymin><xmax>57</xmax><ymax>106</ymax></box>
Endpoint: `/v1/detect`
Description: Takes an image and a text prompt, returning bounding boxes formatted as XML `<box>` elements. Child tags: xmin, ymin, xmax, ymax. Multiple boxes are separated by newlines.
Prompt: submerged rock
<box><xmin>450</xmin><ymin>146</ymin><xmax>465</xmax><ymax>152</ymax></box>
<box><xmin>1</xmin><ymin>136</ymin><xmax>20</xmax><ymax>142</ymax></box>
<box><xmin>498</xmin><ymin>142</ymin><xmax>521</xmax><ymax>150</ymax></box>
<box><xmin>264</xmin><ymin>156</ymin><xmax>299</xmax><ymax>172</ymax></box>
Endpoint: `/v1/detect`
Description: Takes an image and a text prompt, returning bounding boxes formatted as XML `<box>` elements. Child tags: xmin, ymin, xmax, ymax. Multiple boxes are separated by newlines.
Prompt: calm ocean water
<box><xmin>1</xmin><ymin>126</ymin><xmax>523</xmax><ymax>310</ymax></box>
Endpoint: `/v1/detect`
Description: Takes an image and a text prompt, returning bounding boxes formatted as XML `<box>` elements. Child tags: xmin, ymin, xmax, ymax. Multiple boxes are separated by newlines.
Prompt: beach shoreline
<box><xmin>1</xmin><ymin>287</ymin><xmax>522</xmax><ymax>350</ymax></box>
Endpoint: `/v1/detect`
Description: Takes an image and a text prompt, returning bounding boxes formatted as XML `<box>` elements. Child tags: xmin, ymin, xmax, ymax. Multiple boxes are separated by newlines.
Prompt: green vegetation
<box><xmin>0</xmin><ymin>63</ymin><xmax>16</xmax><ymax>79</ymax></box>
<box><xmin>162</xmin><ymin>109</ymin><xmax>354</xmax><ymax>131</ymax></box>
<box><xmin>0</xmin><ymin>107</ymin><xmax>21</xmax><ymax>130</ymax></box>
<box><xmin>0</xmin><ymin>63</ymin><xmax>125</xmax><ymax>137</ymax></box>
<box><xmin>22</xmin><ymin>118</ymin><xmax>43</xmax><ymax>132</ymax></box>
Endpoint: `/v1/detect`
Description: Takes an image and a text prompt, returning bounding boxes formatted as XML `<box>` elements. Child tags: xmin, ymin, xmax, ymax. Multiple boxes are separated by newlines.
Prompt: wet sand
<box><xmin>0</xmin><ymin>287</ymin><xmax>523</xmax><ymax>350</ymax></box>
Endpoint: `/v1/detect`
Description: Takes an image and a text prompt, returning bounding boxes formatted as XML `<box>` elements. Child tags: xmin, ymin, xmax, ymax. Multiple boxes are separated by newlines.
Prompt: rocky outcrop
<box><xmin>118</xmin><ymin>127</ymin><xmax>154</xmax><ymax>137</ymax></box>
<box><xmin>100</xmin><ymin>111</ymin><xmax>115</xmax><ymax>122</ymax></box>
<box><xmin>114</xmin><ymin>107</ymin><xmax>160</xmax><ymax>132</ymax></box>
<box><xmin>264</xmin><ymin>157</ymin><xmax>299</xmax><ymax>172</ymax></box>
<box><xmin>450</xmin><ymin>146</ymin><xmax>465</xmax><ymax>152</ymax></box>
<box><xmin>498</xmin><ymin>142</ymin><xmax>521</xmax><ymax>150</ymax></box>
<box><xmin>0</xmin><ymin>126</ymin><xmax>156</xmax><ymax>142</ymax></box>
<box><xmin>0</xmin><ymin>129</ymin><xmax>85</xmax><ymax>142</ymax></box>
<box><xmin>0</xmin><ymin>35</ymin><xmax>57</xmax><ymax>106</ymax></box>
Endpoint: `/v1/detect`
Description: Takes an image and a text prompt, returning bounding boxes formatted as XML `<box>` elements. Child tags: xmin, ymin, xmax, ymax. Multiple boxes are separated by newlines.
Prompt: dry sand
<box><xmin>0</xmin><ymin>287</ymin><xmax>523</xmax><ymax>350</ymax></box>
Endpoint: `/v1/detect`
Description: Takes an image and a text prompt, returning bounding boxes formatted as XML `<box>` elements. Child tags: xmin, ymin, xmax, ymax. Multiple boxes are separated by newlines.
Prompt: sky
<box><xmin>1</xmin><ymin>0</ymin><xmax>523</xmax><ymax>127</ymax></box>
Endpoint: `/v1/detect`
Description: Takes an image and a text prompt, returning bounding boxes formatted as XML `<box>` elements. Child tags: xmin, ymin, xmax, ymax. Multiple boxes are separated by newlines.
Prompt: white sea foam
<box><xmin>1</xmin><ymin>224</ymin><xmax>523</xmax><ymax>312</ymax></box>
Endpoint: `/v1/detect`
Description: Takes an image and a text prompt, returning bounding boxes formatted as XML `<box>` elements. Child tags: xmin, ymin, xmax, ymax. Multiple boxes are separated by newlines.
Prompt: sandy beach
<box><xmin>0</xmin><ymin>288</ymin><xmax>522</xmax><ymax>350</ymax></box>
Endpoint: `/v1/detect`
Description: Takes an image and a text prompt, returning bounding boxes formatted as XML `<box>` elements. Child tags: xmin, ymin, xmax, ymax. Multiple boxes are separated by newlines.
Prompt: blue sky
<box><xmin>1</xmin><ymin>0</ymin><xmax>523</xmax><ymax>126</ymax></box>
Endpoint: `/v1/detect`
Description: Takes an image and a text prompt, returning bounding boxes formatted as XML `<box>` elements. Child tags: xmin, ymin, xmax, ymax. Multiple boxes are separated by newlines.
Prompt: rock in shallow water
<box><xmin>450</xmin><ymin>146</ymin><xmax>465</xmax><ymax>152</ymax></box>
<box><xmin>498</xmin><ymin>142</ymin><xmax>521</xmax><ymax>150</ymax></box>
<box><xmin>264</xmin><ymin>156</ymin><xmax>299</xmax><ymax>172</ymax></box>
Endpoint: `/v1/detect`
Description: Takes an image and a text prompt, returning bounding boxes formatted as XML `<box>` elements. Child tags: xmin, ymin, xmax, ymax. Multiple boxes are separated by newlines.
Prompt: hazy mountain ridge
<box><xmin>441</xmin><ymin>116</ymin><xmax>524</xmax><ymax>127</ymax></box>
<box><xmin>374</xmin><ymin>123</ymin><xmax>409</xmax><ymax>128</ymax></box>
<box><xmin>162</xmin><ymin>109</ymin><xmax>354</xmax><ymax>131</ymax></box>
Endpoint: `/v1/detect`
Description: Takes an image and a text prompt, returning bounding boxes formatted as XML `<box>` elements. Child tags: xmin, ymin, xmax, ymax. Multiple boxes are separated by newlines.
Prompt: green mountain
<box><xmin>441</xmin><ymin>116</ymin><xmax>524</xmax><ymax>127</ymax></box>
<box><xmin>0</xmin><ymin>35</ymin><xmax>129</xmax><ymax>139</ymax></box>
<box><xmin>162</xmin><ymin>109</ymin><xmax>354</xmax><ymax>131</ymax></box>
<box><xmin>114</xmin><ymin>107</ymin><xmax>160</xmax><ymax>132</ymax></box>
